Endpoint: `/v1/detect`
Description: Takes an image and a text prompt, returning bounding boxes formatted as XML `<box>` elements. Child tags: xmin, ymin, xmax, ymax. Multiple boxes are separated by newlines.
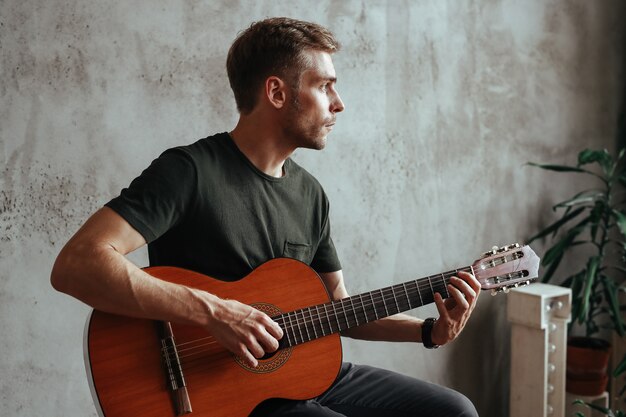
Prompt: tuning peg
<box><xmin>482</xmin><ymin>243</ymin><xmax>521</xmax><ymax>258</ymax></box>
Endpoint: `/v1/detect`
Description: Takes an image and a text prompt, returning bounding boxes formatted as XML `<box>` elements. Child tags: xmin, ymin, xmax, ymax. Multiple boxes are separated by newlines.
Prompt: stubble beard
<box><xmin>284</xmin><ymin>92</ymin><xmax>328</xmax><ymax>151</ymax></box>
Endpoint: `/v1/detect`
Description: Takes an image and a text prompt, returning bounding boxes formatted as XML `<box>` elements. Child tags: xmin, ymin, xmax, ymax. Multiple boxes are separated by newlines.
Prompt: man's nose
<box><xmin>331</xmin><ymin>91</ymin><xmax>345</xmax><ymax>113</ymax></box>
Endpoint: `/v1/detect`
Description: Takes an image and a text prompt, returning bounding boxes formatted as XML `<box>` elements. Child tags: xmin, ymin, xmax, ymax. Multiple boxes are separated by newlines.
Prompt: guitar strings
<box><xmin>166</xmin><ymin>269</ymin><xmax>483</xmax><ymax>377</ymax></box>
<box><xmin>165</xmin><ymin>252</ymin><xmax>516</xmax><ymax>359</ymax></box>
<box><xmin>168</xmin><ymin>270</ymin><xmax>455</xmax><ymax>355</ymax></box>
<box><xmin>164</xmin><ymin>268</ymin><xmax>472</xmax><ymax>371</ymax></box>
<box><xmin>170</xmin><ymin>278</ymin><xmax>446</xmax><ymax>364</ymax></box>
<box><xmin>174</xmin><ymin>276</ymin><xmax>449</xmax><ymax>377</ymax></box>
<box><xmin>167</xmin><ymin>270</ymin><xmax>447</xmax><ymax>354</ymax></box>
<box><xmin>167</xmin><ymin>267</ymin><xmax>467</xmax><ymax>358</ymax></box>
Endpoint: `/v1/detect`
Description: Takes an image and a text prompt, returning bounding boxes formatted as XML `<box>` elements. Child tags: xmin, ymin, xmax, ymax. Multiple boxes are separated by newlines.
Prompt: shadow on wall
<box><xmin>446</xmin><ymin>293</ymin><xmax>510</xmax><ymax>417</ymax></box>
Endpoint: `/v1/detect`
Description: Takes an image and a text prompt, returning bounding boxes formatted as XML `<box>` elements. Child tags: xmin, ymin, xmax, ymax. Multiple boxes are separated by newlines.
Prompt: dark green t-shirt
<box><xmin>106</xmin><ymin>132</ymin><xmax>341</xmax><ymax>281</ymax></box>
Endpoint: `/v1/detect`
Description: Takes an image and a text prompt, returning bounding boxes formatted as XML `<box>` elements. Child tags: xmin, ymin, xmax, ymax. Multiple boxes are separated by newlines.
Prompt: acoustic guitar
<box><xmin>84</xmin><ymin>243</ymin><xmax>539</xmax><ymax>417</ymax></box>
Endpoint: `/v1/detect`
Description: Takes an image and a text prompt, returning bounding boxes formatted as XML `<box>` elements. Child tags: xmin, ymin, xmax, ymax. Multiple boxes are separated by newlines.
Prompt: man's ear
<box><xmin>265</xmin><ymin>76</ymin><xmax>287</xmax><ymax>109</ymax></box>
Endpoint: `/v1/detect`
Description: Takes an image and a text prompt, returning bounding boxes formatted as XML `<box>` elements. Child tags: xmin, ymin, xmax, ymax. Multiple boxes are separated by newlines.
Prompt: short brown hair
<box><xmin>226</xmin><ymin>17</ymin><xmax>340</xmax><ymax>114</ymax></box>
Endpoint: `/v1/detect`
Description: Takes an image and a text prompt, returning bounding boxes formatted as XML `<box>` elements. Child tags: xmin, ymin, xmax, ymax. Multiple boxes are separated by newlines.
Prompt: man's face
<box><xmin>283</xmin><ymin>50</ymin><xmax>345</xmax><ymax>150</ymax></box>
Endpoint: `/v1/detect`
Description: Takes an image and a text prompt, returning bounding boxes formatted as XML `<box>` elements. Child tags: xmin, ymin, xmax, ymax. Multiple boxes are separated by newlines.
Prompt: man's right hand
<box><xmin>206</xmin><ymin>298</ymin><xmax>284</xmax><ymax>367</ymax></box>
<box><xmin>51</xmin><ymin>207</ymin><xmax>283</xmax><ymax>369</ymax></box>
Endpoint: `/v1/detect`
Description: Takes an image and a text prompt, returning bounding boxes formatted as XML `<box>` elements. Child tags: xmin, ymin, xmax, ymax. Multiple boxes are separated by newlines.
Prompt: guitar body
<box><xmin>85</xmin><ymin>258</ymin><xmax>342</xmax><ymax>417</ymax></box>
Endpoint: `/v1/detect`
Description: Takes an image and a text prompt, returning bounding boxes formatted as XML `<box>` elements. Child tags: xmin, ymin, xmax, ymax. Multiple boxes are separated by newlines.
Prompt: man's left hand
<box><xmin>431</xmin><ymin>271</ymin><xmax>481</xmax><ymax>346</ymax></box>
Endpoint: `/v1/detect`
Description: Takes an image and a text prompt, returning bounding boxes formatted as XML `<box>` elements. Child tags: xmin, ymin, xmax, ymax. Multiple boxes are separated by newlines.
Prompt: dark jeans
<box><xmin>250</xmin><ymin>362</ymin><xmax>479</xmax><ymax>417</ymax></box>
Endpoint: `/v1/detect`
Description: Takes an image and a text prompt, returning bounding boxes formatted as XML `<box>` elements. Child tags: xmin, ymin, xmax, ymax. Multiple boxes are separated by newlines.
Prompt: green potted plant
<box><xmin>574</xmin><ymin>357</ymin><xmax>626</xmax><ymax>416</ymax></box>
<box><xmin>528</xmin><ymin>148</ymin><xmax>626</xmax><ymax>396</ymax></box>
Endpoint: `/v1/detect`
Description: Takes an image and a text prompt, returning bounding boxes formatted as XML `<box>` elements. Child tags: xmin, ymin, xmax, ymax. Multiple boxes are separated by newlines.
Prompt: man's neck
<box><xmin>229</xmin><ymin>117</ymin><xmax>295</xmax><ymax>178</ymax></box>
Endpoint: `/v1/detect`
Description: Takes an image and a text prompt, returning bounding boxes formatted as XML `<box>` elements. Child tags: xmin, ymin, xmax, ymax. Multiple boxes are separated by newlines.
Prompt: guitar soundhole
<box><xmin>233</xmin><ymin>303</ymin><xmax>293</xmax><ymax>374</ymax></box>
<box><xmin>260</xmin><ymin>351</ymin><xmax>277</xmax><ymax>360</ymax></box>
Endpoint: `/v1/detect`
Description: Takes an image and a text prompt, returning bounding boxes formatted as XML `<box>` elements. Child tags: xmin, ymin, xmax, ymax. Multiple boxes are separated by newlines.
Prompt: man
<box><xmin>51</xmin><ymin>17</ymin><xmax>480</xmax><ymax>417</ymax></box>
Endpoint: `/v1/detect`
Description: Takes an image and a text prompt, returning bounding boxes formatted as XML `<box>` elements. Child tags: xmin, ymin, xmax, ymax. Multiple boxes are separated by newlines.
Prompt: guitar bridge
<box><xmin>161</xmin><ymin>321</ymin><xmax>193</xmax><ymax>415</ymax></box>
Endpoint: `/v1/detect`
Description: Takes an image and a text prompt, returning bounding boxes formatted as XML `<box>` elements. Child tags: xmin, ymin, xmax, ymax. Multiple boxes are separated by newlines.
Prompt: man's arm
<box><xmin>319</xmin><ymin>269</ymin><xmax>481</xmax><ymax>346</ymax></box>
<box><xmin>50</xmin><ymin>207</ymin><xmax>282</xmax><ymax>367</ymax></box>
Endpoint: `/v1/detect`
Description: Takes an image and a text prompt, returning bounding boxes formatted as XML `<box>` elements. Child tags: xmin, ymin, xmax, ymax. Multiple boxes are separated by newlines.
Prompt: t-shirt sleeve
<box><xmin>105</xmin><ymin>148</ymin><xmax>197</xmax><ymax>243</ymax></box>
<box><xmin>310</xmin><ymin>196</ymin><xmax>342</xmax><ymax>273</ymax></box>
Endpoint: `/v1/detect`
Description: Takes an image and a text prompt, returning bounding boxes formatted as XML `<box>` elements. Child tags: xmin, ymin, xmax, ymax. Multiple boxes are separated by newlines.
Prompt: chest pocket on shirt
<box><xmin>283</xmin><ymin>241</ymin><xmax>312</xmax><ymax>264</ymax></box>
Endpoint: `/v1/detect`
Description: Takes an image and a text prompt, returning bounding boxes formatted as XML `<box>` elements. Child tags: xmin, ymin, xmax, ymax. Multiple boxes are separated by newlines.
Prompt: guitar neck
<box><xmin>274</xmin><ymin>266</ymin><xmax>474</xmax><ymax>349</ymax></box>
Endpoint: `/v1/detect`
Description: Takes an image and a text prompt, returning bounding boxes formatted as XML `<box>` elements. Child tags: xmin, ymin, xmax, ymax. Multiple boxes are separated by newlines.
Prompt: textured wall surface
<box><xmin>1</xmin><ymin>1</ymin><xmax>624</xmax><ymax>416</ymax></box>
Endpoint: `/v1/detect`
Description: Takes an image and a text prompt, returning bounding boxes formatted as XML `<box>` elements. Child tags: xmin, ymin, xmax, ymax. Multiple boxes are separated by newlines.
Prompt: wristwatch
<box><xmin>421</xmin><ymin>317</ymin><xmax>440</xmax><ymax>349</ymax></box>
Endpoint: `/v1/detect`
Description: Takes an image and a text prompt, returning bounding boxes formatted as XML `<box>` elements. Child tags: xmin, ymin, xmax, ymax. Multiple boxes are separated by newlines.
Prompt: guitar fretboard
<box><xmin>273</xmin><ymin>266</ymin><xmax>473</xmax><ymax>348</ymax></box>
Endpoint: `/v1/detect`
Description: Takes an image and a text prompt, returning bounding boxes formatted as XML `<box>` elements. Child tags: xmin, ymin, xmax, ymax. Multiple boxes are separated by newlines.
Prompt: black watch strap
<box><xmin>422</xmin><ymin>317</ymin><xmax>440</xmax><ymax>349</ymax></box>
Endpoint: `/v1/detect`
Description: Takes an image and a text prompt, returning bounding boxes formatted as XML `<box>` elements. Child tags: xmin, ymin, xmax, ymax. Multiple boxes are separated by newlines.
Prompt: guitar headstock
<box><xmin>472</xmin><ymin>243</ymin><xmax>540</xmax><ymax>295</ymax></box>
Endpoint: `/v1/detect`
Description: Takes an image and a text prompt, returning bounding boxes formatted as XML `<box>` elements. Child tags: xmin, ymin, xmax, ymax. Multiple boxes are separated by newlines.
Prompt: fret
<box><xmin>359</xmin><ymin>295</ymin><xmax>368</xmax><ymax>324</ymax></box>
<box><xmin>323</xmin><ymin>303</ymin><xmax>335</xmax><ymax>333</ymax></box>
<box><xmin>400</xmin><ymin>284</ymin><xmax>411</xmax><ymax>311</ymax></box>
<box><xmin>308</xmin><ymin>307</ymin><xmax>319</xmax><ymax>339</ymax></box>
<box><xmin>293</xmin><ymin>311</ymin><xmax>305</xmax><ymax>344</ymax></box>
<box><xmin>444</xmin><ymin>272</ymin><xmax>451</xmax><ymax>298</ymax></box>
<box><xmin>415</xmin><ymin>280</ymin><xmax>424</xmax><ymax>306</ymax></box>
<box><xmin>389</xmin><ymin>286</ymin><xmax>398</xmax><ymax>314</ymax></box>
<box><xmin>303</xmin><ymin>308</ymin><xmax>312</xmax><ymax>339</ymax></box>
<box><xmin>299</xmin><ymin>309</ymin><xmax>311</xmax><ymax>342</ymax></box>
<box><xmin>358</xmin><ymin>294</ymin><xmax>368</xmax><ymax>323</ymax></box>
<box><xmin>286</xmin><ymin>312</ymin><xmax>299</xmax><ymax>345</ymax></box>
<box><xmin>349</xmin><ymin>297</ymin><xmax>359</xmax><ymax>326</ymax></box>
<box><xmin>357</xmin><ymin>296</ymin><xmax>365</xmax><ymax>324</ymax></box>
<box><xmin>427</xmin><ymin>276</ymin><xmax>434</xmax><ymax>298</ymax></box>
<box><xmin>340</xmin><ymin>299</ymin><xmax>350</xmax><ymax>328</ymax></box>
<box><xmin>379</xmin><ymin>289</ymin><xmax>390</xmax><ymax>317</ymax></box>
<box><xmin>369</xmin><ymin>292</ymin><xmax>379</xmax><ymax>320</ymax></box>
<box><xmin>402</xmin><ymin>283</ymin><xmax>412</xmax><ymax>310</ymax></box>
<box><xmin>323</xmin><ymin>304</ymin><xmax>333</xmax><ymax>334</ymax></box>
<box><xmin>331</xmin><ymin>301</ymin><xmax>342</xmax><ymax>332</ymax></box>
<box><xmin>314</xmin><ymin>306</ymin><xmax>325</xmax><ymax>336</ymax></box>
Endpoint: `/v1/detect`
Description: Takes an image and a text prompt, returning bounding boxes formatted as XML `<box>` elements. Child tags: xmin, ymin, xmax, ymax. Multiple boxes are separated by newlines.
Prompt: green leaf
<box><xmin>612</xmin><ymin>209</ymin><xmax>626</xmax><ymax>237</ymax></box>
<box><xmin>579</xmin><ymin>256</ymin><xmax>600</xmax><ymax>323</ymax></box>
<box><xmin>569</xmin><ymin>271</ymin><xmax>586</xmax><ymax>319</ymax></box>
<box><xmin>527</xmin><ymin>162</ymin><xmax>589</xmax><ymax>173</ymax></box>
<box><xmin>584</xmin><ymin>403</ymin><xmax>612</xmax><ymax>414</ymax></box>
<box><xmin>613</xmin><ymin>354</ymin><xmax>626</xmax><ymax>377</ymax></box>
<box><xmin>553</xmin><ymin>193</ymin><xmax>602</xmax><ymax>209</ymax></box>
<box><xmin>604</xmin><ymin>278</ymin><xmax>625</xmax><ymax>336</ymax></box>
<box><xmin>541</xmin><ymin>220</ymin><xmax>590</xmax><ymax>267</ymax></box>
<box><xmin>590</xmin><ymin>202</ymin><xmax>605</xmax><ymax>242</ymax></box>
<box><xmin>578</xmin><ymin>149</ymin><xmax>612</xmax><ymax>171</ymax></box>
<box><xmin>528</xmin><ymin>207</ymin><xmax>586</xmax><ymax>243</ymax></box>
<box><xmin>572</xmin><ymin>399</ymin><xmax>612</xmax><ymax>414</ymax></box>
<box><xmin>541</xmin><ymin>252</ymin><xmax>563</xmax><ymax>282</ymax></box>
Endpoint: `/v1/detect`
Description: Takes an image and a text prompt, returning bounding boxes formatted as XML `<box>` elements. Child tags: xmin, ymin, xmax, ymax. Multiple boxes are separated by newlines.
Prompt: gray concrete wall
<box><xmin>1</xmin><ymin>1</ymin><xmax>624</xmax><ymax>416</ymax></box>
